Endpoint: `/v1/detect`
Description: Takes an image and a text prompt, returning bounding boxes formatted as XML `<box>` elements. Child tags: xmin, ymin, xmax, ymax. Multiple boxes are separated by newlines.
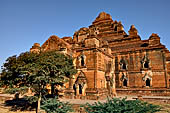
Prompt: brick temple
<box><xmin>30</xmin><ymin>12</ymin><xmax>170</xmax><ymax>99</ymax></box>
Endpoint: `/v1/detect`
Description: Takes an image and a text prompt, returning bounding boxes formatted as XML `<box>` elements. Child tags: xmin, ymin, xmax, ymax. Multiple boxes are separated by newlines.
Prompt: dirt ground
<box><xmin>0</xmin><ymin>106</ymin><xmax>35</xmax><ymax>113</ymax></box>
<box><xmin>147</xmin><ymin>101</ymin><xmax>170</xmax><ymax>113</ymax></box>
<box><xmin>0</xmin><ymin>95</ymin><xmax>170</xmax><ymax>113</ymax></box>
<box><xmin>0</xmin><ymin>96</ymin><xmax>35</xmax><ymax>113</ymax></box>
<box><xmin>0</xmin><ymin>103</ymin><xmax>35</xmax><ymax>113</ymax></box>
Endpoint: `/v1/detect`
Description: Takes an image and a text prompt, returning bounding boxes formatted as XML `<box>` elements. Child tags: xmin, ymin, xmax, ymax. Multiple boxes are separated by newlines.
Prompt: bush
<box><xmin>41</xmin><ymin>97</ymin><xmax>73</xmax><ymax>113</ymax></box>
<box><xmin>84</xmin><ymin>97</ymin><xmax>161</xmax><ymax>113</ymax></box>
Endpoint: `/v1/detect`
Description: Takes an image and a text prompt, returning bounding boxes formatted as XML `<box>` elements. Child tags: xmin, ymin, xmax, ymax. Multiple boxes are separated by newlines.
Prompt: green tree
<box><xmin>0</xmin><ymin>51</ymin><xmax>77</xmax><ymax>113</ymax></box>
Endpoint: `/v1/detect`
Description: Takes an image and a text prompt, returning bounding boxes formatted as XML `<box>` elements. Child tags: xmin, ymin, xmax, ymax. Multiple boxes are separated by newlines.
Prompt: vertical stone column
<box><xmin>82</xmin><ymin>84</ymin><xmax>87</xmax><ymax>96</ymax></box>
<box><xmin>76</xmin><ymin>84</ymin><xmax>79</xmax><ymax>98</ymax></box>
<box><xmin>67</xmin><ymin>78</ymin><xmax>74</xmax><ymax>99</ymax></box>
<box><xmin>69</xmin><ymin>78</ymin><xmax>74</xmax><ymax>89</ymax></box>
<box><xmin>106</xmin><ymin>76</ymin><xmax>111</xmax><ymax>96</ymax></box>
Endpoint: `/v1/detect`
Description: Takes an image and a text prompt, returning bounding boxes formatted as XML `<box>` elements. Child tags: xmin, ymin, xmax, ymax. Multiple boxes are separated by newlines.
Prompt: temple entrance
<box><xmin>73</xmin><ymin>71</ymin><xmax>87</xmax><ymax>97</ymax></box>
<box><xmin>123</xmin><ymin>79</ymin><xmax>127</xmax><ymax>87</ymax></box>
<box><xmin>73</xmin><ymin>84</ymin><xmax>83</xmax><ymax>95</ymax></box>
<box><xmin>146</xmin><ymin>78</ymin><xmax>150</xmax><ymax>87</ymax></box>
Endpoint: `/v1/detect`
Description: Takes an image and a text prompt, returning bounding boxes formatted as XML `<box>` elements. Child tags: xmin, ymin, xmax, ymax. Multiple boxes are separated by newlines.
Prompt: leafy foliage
<box><xmin>0</xmin><ymin>52</ymin><xmax>38</xmax><ymax>87</ymax></box>
<box><xmin>1</xmin><ymin>51</ymin><xmax>76</xmax><ymax>92</ymax></box>
<box><xmin>23</xmin><ymin>95</ymin><xmax>38</xmax><ymax>104</ymax></box>
<box><xmin>0</xmin><ymin>51</ymin><xmax>77</xmax><ymax>112</ymax></box>
<box><xmin>41</xmin><ymin>97</ymin><xmax>73</xmax><ymax>113</ymax></box>
<box><xmin>4</xmin><ymin>86</ymin><xmax>29</xmax><ymax>95</ymax></box>
<box><xmin>84</xmin><ymin>97</ymin><xmax>161</xmax><ymax>113</ymax></box>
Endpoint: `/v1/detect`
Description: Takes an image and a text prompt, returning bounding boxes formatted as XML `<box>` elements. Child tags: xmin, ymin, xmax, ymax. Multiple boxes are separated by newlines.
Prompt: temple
<box><xmin>30</xmin><ymin>12</ymin><xmax>170</xmax><ymax>99</ymax></box>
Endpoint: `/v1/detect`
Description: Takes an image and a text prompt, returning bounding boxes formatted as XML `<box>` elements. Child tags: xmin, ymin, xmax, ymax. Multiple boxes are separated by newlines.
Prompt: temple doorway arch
<box><xmin>73</xmin><ymin>71</ymin><xmax>87</xmax><ymax>97</ymax></box>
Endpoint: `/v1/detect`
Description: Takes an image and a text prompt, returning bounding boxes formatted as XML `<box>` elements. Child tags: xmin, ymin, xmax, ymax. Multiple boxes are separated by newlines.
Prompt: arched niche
<box><xmin>142</xmin><ymin>72</ymin><xmax>152</xmax><ymax>87</ymax></box>
<box><xmin>73</xmin><ymin>71</ymin><xmax>87</xmax><ymax>96</ymax></box>
<box><xmin>144</xmin><ymin>61</ymin><xmax>149</xmax><ymax>68</ymax></box>
<box><xmin>123</xmin><ymin>79</ymin><xmax>128</xmax><ymax>87</ymax></box>
<box><xmin>141</xmin><ymin>55</ymin><xmax>150</xmax><ymax>69</ymax></box>
<box><xmin>120</xmin><ymin>73</ymin><xmax>128</xmax><ymax>87</ymax></box>
<box><xmin>146</xmin><ymin>78</ymin><xmax>150</xmax><ymax>87</ymax></box>
<box><xmin>81</xmin><ymin>55</ymin><xmax>85</xmax><ymax>66</ymax></box>
<box><xmin>78</xmin><ymin>54</ymin><xmax>86</xmax><ymax>67</ymax></box>
<box><xmin>120</xmin><ymin>58</ymin><xmax>128</xmax><ymax>70</ymax></box>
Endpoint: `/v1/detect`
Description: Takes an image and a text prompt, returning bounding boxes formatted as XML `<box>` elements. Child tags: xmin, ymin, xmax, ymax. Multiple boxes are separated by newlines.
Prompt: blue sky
<box><xmin>0</xmin><ymin>0</ymin><xmax>170</xmax><ymax>70</ymax></box>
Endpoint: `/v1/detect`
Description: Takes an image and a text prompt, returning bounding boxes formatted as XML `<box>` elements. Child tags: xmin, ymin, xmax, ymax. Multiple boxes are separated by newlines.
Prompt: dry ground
<box><xmin>0</xmin><ymin>96</ymin><xmax>35</xmax><ymax>113</ymax></box>
<box><xmin>0</xmin><ymin>95</ymin><xmax>170</xmax><ymax>113</ymax></box>
<box><xmin>0</xmin><ymin>106</ymin><xmax>35</xmax><ymax>113</ymax></box>
<box><xmin>148</xmin><ymin>101</ymin><xmax>170</xmax><ymax>113</ymax></box>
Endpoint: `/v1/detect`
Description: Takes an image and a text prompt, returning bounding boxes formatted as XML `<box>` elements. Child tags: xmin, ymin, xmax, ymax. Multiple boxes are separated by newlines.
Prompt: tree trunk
<box><xmin>51</xmin><ymin>83</ymin><xmax>54</xmax><ymax>97</ymax></box>
<box><xmin>36</xmin><ymin>91</ymin><xmax>41</xmax><ymax>113</ymax></box>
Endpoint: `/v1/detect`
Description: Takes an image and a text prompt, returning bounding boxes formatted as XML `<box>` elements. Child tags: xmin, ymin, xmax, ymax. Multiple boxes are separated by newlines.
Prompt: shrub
<box><xmin>41</xmin><ymin>97</ymin><xmax>73</xmax><ymax>113</ymax></box>
<box><xmin>84</xmin><ymin>97</ymin><xmax>161</xmax><ymax>113</ymax></box>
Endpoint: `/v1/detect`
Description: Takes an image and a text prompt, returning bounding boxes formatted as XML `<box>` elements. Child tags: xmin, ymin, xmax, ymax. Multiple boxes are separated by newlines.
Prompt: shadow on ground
<box><xmin>4</xmin><ymin>98</ymin><xmax>36</xmax><ymax>111</ymax></box>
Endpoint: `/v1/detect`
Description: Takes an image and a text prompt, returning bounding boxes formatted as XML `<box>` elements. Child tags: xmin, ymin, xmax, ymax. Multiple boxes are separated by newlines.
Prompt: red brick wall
<box><xmin>115</xmin><ymin>49</ymin><xmax>167</xmax><ymax>88</ymax></box>
<box><xmin>96</xmin><ymin>71</ymin><xmax>106</xmax><ymax>88</ymax></box>
<box><xmin>83</xmin><ymin>71</ymin><xmax>95</xmax><ymax>88</ymax></box>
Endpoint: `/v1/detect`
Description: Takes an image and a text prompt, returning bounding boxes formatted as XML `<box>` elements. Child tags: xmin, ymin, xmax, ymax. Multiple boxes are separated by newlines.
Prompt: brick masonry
<box><xmin>30</xmin><ymin>12</ymin><xmax>170</xmax><ymax>99</ymax></box>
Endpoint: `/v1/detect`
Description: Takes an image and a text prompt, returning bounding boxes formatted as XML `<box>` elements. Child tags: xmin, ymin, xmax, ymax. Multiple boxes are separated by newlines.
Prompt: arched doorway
<box><xmin>123</xmin><ymin>79</ymin><xmax>127</xmax><ymax>87</ymax></box>
<box><xmin>73</xmin><ymin>71</ymin><xmax>87</xmax><ymax>97</ymax></box>
<box><xmin>146</xmin><ymin>78</ymin><xmax>150</xmax><ymax>87</ymax></box>
<box><xmin>73</xmin><ymin>84</ymin><xmax>83</xmax><ymax>95</ymax></box>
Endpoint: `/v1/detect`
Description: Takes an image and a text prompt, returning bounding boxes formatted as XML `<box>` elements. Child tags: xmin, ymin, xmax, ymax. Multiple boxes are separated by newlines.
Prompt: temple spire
<box><xmin>92</xmin><ymin>12</ymin><xmax>113</xmax><ymax>25</ymax></box>
<box><xmin>128</xmin><ymin>25</ymin><xmax>138</xmax><ymax>36</ymax></box>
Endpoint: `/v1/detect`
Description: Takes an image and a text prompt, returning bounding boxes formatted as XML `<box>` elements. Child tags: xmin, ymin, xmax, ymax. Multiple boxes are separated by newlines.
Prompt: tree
<box><xmin>0</xmin><ymin>51</ymin><xmax>77</xmax><ymax>113</ymax></box>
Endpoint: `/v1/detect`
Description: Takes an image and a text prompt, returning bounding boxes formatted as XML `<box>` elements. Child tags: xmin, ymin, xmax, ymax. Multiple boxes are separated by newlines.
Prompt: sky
<box><xmin>0</xmin><ymin>0</ymin><xmax>170</xmax><ymax>71</ymax></box>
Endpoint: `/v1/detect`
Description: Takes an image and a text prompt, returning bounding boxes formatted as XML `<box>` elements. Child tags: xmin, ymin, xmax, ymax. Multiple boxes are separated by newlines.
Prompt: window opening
<box><xmin>114</xmin><ymin>26</ymin><xmax>117</xmax><ymax>31</ymax></box>
<box><xmin>122</xmin><ymin>63</ymin><xmax>126</xmax><ymax>70</ymax></box>
<box><xmin>81</xmin><ymin>56</ymin><xmax>85</xmax><ymax>66</ymax></box>
<box><xmin>144</xmin><ymin>62</ymin><xmax>149</xmax><ymax>68</ymax></box>
<box><xmin>146</xmin><ymin>78</ymin><xmax>150</xmax><ymax>87</ymax></box>
<box><xmin>123</xmin><ymin>79</ymin><xmax>127</xmax><ymax>87</ymax></box>
<box><xmin>141</xmin><ymin>43</ymin><xmax>149</xmax><ymax>47</ymax></box>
